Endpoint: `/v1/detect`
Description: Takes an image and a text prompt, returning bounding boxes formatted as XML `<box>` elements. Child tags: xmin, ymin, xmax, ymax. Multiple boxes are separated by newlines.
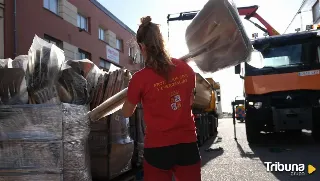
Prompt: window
<box><xmin>43</xmin><ymin>0</ymin><xmax>58</xmax><ymax>14</ymax></box>
<box><xmin>116</xmin><ymin>38</ymin><xmax>123</xmax><ymax>51</ymax></box>
<box><xmin>313</xmin><ymin>1</ymin><xmax>320</xmax><ymax>23</ymax></box>
<box><xmin>99</xmin><ymin>58</ymin><xmax>111</xmax><ymax>71</ymax></box>
<box><xmin>78</xmin><ymin>49</ymin><xmax>91</xmax><ymax>60</ymax></box>
<box><xmin>43</xmin><ymin>34</ymin><xmax>63</xmax><ymax>49</ymax></box>
<box><xmin>129</xmin><ymin>47</ymin><xmax>135</xmax><ymax>57</ymax></box>
<box><xmin>99</xmin><ymin>28</ymin><xmax>105</xmax><ymax>41</ymax></box>
<box><xmin>77</xmin><ymin>14</ymin><xmax>88</xmax><ymax>31</ymax></box>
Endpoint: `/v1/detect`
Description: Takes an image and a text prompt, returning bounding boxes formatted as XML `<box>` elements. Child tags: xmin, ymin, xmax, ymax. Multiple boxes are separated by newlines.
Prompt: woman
<box><xmin>122</xmin><ymin>16</ymin><xmax>201</xmax><ymax>181</ymax></box>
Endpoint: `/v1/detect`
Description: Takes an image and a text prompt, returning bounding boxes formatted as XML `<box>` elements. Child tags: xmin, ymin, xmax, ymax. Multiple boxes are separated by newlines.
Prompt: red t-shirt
<box><xmin>127</xmin><ymin>58</ymin><xmax>197</xmax><ymax>148</ymax></box>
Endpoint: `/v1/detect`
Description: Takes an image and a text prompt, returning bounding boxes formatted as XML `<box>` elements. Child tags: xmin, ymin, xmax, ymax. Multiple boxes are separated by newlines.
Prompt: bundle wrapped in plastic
<box><xmin>62</xmin><ymin>59</ymin><xmax>102</xmax><ymax>103</ymax></box>
<box><xmin>26</xmin><ymin>35</ymin><xmax>64</xmax><ymax>104</ymax></box>
<box><xmin>185</xmin><ymin>0</ymin><xmax>252</xmax><ymax>73</ymax></box>
<box><xmin>90</xmin><ymin>110</ymin><xmax>134</xmax><ymax>180</ymax></box>
<box><xmin>89</xmin><ymin>67</ymin><xmax>134</xmax><ymax>180</ymax></box>
<box><xmin>109</xmin><ymin>111</ymin><xmax>134</xmax><ymax>179</ymax></box>
<box><xmin>58</xmin><ymin>59</ymin><xmax>102</xmax><ymax>105</ymax></box>
<box><xmin>0</xmin><ymin>103</ymin><xmax>91</xmax><ymax>181</ymax></box>
<box><xmin>0</xmin><ymin>56</ymin><xmax>28</xmax><ymax>105</ymax></box>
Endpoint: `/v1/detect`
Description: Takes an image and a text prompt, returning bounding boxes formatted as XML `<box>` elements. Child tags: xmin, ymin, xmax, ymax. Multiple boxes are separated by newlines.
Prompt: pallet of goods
<box><xmin>0</xmin><ymin>35</ymin><xmax>144</xmax><ymax>181</ymax></box>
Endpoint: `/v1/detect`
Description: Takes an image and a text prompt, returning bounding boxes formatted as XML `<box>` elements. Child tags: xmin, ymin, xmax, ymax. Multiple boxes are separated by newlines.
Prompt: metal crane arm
<box><xmin>167</xmin><ymin>5</ymin><xmax>280</xmax><ymax>36</ymax></box>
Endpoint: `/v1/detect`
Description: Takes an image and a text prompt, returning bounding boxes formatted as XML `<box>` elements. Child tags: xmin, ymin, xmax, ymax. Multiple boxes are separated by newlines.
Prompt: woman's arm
<box><xmin>122</xmin><ymin>98</ymin><xmax>137</xmax><ymax>118</ymax></box>
<box><xmin>121</xmin><ymin>74</ymin><xmax>141</xmax><ymax>118</ymax></box>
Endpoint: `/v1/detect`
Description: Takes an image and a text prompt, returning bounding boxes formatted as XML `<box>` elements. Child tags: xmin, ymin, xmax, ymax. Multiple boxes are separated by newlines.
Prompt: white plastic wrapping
<box><xmin>185</xmin><ymin>0</ymin><xmax>252</xmax><ymax>73</ymax></box>
<box><xmin>0</xmin><ymin>56</ymin><xmax>28</xmax><ymax>105</ymax></box>
<box><xmin>26</xmin><ymin>35</ymin><xmax>64</xmax><ymax>104</ymax></box>
<box><xmin>0</xmin><ymin>103</ymin><xmax>91</xmax><ymax>181</ymax></box>
<box><xmin>89</xmin><ymin>111</ymin><xmax>134</xmax><ymax>180</ymax></box>
<box><xmin>89</xmin><ymin>69</ymin><xmax>134</xmax><ymax>180</ymax></box>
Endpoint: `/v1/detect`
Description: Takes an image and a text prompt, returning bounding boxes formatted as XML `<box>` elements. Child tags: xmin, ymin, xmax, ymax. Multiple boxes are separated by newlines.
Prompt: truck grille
<box><xmin>268</xmin><ymin>91</ymin><xmax>318</xmax><ymax>108</ymax></box>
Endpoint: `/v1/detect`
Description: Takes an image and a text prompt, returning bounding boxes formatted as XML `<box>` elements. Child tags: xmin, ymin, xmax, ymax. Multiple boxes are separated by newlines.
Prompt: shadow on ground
<box><xmin>200</xmin><ymin>132</ymin><xmax>224</xmax><ymax>167</ymax></box>
<box><xmin>236</xmin><ymin>131</ymin><xmax>320</xmax><ymax>181</ymax></box>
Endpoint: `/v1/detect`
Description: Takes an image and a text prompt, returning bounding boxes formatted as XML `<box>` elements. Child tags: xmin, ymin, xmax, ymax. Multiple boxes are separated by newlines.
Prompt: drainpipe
<box><xmin>13</xmin><ymin>0</ymin><xmax>17</xmax><ymax>57</ymax></box>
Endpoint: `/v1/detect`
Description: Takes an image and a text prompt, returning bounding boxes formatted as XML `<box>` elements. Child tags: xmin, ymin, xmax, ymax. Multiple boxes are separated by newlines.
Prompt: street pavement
<box><xmin>199</xmin><ymin>118</ymin><xmax>320</xmax><ymax>181</ymax></box>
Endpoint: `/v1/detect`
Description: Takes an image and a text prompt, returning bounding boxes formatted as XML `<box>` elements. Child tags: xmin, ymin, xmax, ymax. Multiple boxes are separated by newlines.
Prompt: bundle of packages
<box><xmin>89</xmin><ymin>69</ymin><xmax>134</xmax><ymax>180</ymax></box>
<box><xmin>0</xmin><ymin>103</ymin><xmax>91</xmax><ymax>181</ymax></box>
<box><xmin>0</xmin><ymin>35</ymin><xmax>109</xmax><ymax>181</ymax></box>
<box><xmin>87</xmin><ymin>68</ymin><xmax>131</xmax><ymax>121</ymax></box>
<box><xmin>184</xmin><ymin>0</ymin><xmax>252</xmax><ymax>73</ymax></box>
<box><xmin>0</xmin><ymin>35</ymin><xmax>102</xmax><ymax>106</ymax></box>
<box><xmin>58</xmin><ymin>59</ymin><xmax>101</xmax><ymax>105</ymax></box>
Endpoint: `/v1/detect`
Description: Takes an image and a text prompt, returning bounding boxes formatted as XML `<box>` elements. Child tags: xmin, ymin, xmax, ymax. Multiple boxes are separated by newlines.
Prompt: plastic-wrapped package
<box><xmin>109</xmin><ymin>110</ymin><xmax>134</xmax><ymax>179</ymax></box>
<box><xmin>0</xmin><ymin>103</ymin><xmax>91</xmax><ymax>181</ymax></box>
<box><xmin>0</xmin><ymin>58</ymin><xmax>13</xmax><ymax>68</ymax></box>
<box><xmin>64</xmin><ymin>59</ymin><xmax>103</xmax><ymax>103</ymax></box>
<box><xmin>90</xmin><ymin>111</ymin><xmax>134</xmax><ymax>180</ymax></box>
<box><xmin>12</xmin><ymin>55</ymin><xmax>29</xmax><ymax>104</ymax></box>
<box><xmin>185</xmin><ymin>0</ymin><xmax>252</xmax><ymax>73</ymax></box>
<box><xmin>58</xmin><ymin>62</ymin><xmax>90</xmax><ymax>104</ymax></box>
<box><xmin>89</xmin><ymin>68</ymin><xmax>133</xmax><ymax>180</ymax></box>
<box><xmin>26</xmin><ymin>35</ymin><xmax>64</xmax><ymax>104</ymax></box>
<box><xmin>0</xmin><ymin>56</ymin><xmax>29</xmax><ymax>105</ymax></box>
<box><xmin>13</xmin><ymin>55</ymin><xmax>29</xmax><ymax>70</ymax></box>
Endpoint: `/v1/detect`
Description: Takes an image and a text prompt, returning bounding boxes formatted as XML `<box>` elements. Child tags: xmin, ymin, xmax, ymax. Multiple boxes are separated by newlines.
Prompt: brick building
<box><xmin>0</xmin><ymin>0</ymin><xmax>143</xmax><ymax>72</ymax></box>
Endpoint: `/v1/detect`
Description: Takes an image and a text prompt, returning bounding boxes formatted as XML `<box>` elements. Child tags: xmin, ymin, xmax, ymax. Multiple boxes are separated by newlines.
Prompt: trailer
<box><xmin>193</xmin><ymin>73</ymin><xmax>220</xmax><ymax>146</ymax></box>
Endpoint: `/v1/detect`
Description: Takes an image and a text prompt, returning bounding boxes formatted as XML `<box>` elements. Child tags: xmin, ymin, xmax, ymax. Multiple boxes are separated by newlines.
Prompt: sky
<box><xmin>98</xmin><ymin>0</ymin><xmax>313</xmax><ymax>112</ymax></box>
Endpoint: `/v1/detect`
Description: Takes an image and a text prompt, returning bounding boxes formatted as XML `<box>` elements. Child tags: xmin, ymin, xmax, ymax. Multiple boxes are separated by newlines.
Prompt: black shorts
<box><xmin>143</xmin><ymin>142</ymin><xmax>201</xmax><ymax>170</ymax></box>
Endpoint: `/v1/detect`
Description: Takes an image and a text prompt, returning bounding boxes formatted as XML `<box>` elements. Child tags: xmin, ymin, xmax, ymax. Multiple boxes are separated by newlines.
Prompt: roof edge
<box><xmin>90</xmin><ymin>0</ymin><xmax>136</xmax><ymax>36</ymax></box>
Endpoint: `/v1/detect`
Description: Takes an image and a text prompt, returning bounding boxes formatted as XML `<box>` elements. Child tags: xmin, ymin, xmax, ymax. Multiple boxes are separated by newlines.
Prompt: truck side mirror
<box><xmin>235</xmin><ymin>64</ymin><xmax>240</xmax><ymax>74</ymax></box>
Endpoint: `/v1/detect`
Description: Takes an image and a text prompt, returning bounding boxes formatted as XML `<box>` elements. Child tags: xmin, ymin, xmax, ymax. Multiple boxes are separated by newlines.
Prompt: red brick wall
<box><xmin>4</xmin><ymin>0</ymin><xmax>141</xmax><ymax>71</ymax></box>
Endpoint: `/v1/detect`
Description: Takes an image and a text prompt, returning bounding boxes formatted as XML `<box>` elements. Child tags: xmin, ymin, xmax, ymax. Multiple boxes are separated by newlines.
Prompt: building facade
<box><xmin>1</xmin><ymin>0</ymin><xmax>143</xmax><ymax>72</ymax></box>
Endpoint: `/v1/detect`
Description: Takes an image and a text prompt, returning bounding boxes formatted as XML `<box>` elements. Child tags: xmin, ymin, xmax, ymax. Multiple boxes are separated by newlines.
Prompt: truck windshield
<box><xmin>248</xmin><ymin>44</ymin><xmax>302</xmax><ymax>68</ymax></box>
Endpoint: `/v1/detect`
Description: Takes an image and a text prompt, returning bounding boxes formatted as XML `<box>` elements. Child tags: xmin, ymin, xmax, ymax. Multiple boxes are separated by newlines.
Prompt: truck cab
<box><xmin>235</xmin><ymin>30</ymin><xmax>320</xmax><ymax>143</ymax></box>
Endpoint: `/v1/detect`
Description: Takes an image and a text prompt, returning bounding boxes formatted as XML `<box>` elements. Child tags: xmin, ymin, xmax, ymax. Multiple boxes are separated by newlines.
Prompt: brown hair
<box><xmin>136</xmin><ymin>16</ymin><xmax>175</xmax><ymax>81</ymax></box>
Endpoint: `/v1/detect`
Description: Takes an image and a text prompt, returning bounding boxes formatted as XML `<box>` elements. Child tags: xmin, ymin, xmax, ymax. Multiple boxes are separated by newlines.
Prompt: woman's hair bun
<box><xmin>140</xmin><ymin>16</ymin><xmax>152</xmax><ymax>25</ymax></box>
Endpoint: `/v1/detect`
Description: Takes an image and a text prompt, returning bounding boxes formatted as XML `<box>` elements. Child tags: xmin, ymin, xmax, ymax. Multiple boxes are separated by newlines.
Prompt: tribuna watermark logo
<box><xmin>264</xmin><ymin>162</ymin><xmax>316</xmax><ymax>176</ymax></box>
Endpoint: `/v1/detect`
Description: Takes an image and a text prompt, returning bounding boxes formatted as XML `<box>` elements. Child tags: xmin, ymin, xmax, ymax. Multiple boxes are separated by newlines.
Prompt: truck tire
<box><xmin>214</xmin><ymin>117</ymin><xmax>218</xmax><ymax>133</ymax></box>
<box><xmin>312</xmin><ymin>122</ymin><xmax>320</xmax><ymax>142</ymax></box>
<box><xmin>245</xmin><ymin>119</ymin><xmax>261</xmax><ymax>144</ymax></box>
<box><xmin>287</xmin><ymin>129</ymin><xmax>302</xmax><ymax>136</ymax></box>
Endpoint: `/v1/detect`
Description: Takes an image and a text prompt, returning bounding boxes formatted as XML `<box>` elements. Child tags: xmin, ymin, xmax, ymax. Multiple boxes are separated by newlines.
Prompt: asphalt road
<box><xmin>199</xmin><ymin>118</ymin><xmax>320</xmax><ymax>181</ymax></box>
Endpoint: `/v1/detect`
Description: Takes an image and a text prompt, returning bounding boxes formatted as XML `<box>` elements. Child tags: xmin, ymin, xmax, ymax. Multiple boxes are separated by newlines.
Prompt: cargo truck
<box><xmin>234</xmin><ymin>27</ymin><xmax>320</xmax><ymax>144</ymax></box>
<box><xmin>193</xmin><ymin>73</ymin><xmax>220</xmax><ymax>146</ymax></box>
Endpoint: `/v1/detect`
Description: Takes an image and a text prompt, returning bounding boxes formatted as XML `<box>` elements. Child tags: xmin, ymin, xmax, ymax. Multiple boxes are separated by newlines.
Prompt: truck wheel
<box><xmin>214</xmin><ymin>117</ymin><xmax>218</xmax><ymax>133</ymax></box>
<box><xmin>245</xmin><ymin>119</ymin><xmax>261</xmax><ymax>144</ymax></box>
<box><xmin>312</xmin><ymin>124</ymin><xmax>320</xmax><ymax>142</ymax></box>
<box><xmin>198</xmin><ymin>136</ymin><xmax>203</xmax><ymax>146</ymax></box>
<box><xmin>287</xmin><ymin>129</ymin><xmax>302</xmax><ymax>136</ymax></box>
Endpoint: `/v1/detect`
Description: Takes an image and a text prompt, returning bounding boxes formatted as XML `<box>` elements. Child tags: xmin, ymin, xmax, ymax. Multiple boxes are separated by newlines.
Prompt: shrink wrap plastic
<box><xmin>185</xmin><ymin>0</ymin><xmax>252</xmax><ymax>73</ymax></box>
<box><xmin>0</xmin><ymin>103</ymin><xmax>91</xmax><ymax>181</ymax></box>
